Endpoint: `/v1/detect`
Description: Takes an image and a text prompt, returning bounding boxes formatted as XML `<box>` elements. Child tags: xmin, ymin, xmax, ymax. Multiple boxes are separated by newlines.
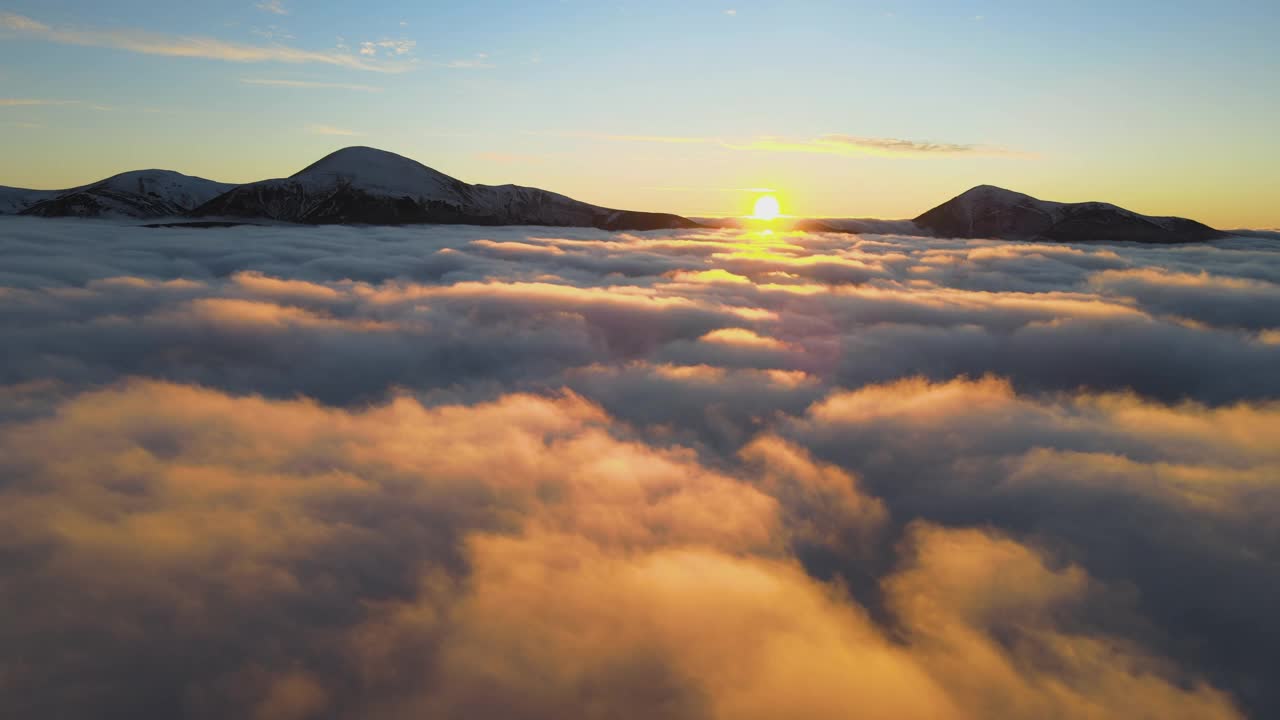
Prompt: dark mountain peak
<box><xmin>914</xmin><ymin>185</ymin><xmax>1225</xmax><ymax>244</ymax></box>
<box><xmin>192</xmin><ymin>146</ymin><xmax>700</xmax><ymax>231</ymax></box>
<box><xmin>957</xmin><ymin>184</ymin><xmax>1035</xmax><ymax>199</ymax></box>
<box><xmin>295</xmin><ymin>145</ymin><xmax>396</xmax><ymax>168</ymax></box>
<box><xmin>293</xmin><ymin>146</ymin><xmax>448</xmax><ymax>183</ymax></box>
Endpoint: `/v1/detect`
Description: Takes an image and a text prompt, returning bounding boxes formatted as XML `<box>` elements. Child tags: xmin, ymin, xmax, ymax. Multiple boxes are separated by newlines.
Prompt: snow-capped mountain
<box><xmin>914</xmin><ymin>185</ymin><xmax>1225</xmax><ymax>244</ymax></box>
<box><xmin>6</xmin><ymin>170</ymin><xmax>235</xmax><ymax>219</ymax></box>
<box><xmin>1</xmin><ymin>153</ymin><xmax>1233</xmax><ymax>242</ymax></box>
<box><xmin>191</xmin><ymin>147</ymin><xmax>700</xmax><ymax>230</ymax></box>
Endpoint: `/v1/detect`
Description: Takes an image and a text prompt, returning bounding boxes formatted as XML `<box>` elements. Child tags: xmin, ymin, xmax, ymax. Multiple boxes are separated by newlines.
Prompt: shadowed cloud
<box><xmin>0</xmin><ymin>216</ymin><xmax>1276</xmax><ymax>717</ymax></box>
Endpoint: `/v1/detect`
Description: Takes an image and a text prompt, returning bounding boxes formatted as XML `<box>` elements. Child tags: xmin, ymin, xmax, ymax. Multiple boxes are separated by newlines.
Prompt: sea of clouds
<box><xmin>1</xmin><ymin>217</ymin><xmax>1278</xmax><ymax>719</ymax></box>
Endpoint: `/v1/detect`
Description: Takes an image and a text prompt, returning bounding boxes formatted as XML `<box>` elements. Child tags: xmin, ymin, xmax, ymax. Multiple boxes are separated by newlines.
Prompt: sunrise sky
<box><xmin>5</xmin><ymin>5</ymin><xmax>1280</xmax><ymax>718</ymax></box>
<box><xmin>2</xmin><ymin>0</ymin><xmax>1278</xmax><ymax>226</ymax></box>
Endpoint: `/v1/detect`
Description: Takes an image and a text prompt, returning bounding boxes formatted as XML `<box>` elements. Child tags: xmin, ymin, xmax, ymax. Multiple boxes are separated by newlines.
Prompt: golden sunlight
<box><xmin>753</xmin><ymin>195</ymin><xmax>782</xmax><ymax>220</ymax></box>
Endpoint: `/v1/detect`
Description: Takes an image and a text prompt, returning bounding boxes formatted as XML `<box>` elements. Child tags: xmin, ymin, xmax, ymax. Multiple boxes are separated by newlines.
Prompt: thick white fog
<box><xmin>1</xmin><ymin>217</ymin><xmax>1277</xmax><ymax>719</ymax></box>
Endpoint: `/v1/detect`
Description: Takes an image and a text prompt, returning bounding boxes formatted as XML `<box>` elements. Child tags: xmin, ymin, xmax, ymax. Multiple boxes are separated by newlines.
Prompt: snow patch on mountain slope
<box><xmin>3</xmin><ymin>170</ymin><xmax>235</xmax><ymax>218</ymax></box>
<box><xmin>287</xmin><ymin>147</ymin><xmax>588</xmax><ymax>216</ymax></box>
<box><xmin>92</xmin><ymin>170</ymin><xmax>236</xmax><ymax>210</ymax></box>
<box><xmin>290</xmin><ymin>146</ymin><xmax>462</xmax><ymax>200</ymax></box>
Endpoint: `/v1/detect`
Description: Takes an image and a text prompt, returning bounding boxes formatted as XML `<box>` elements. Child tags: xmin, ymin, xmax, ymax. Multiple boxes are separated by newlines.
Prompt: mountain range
<box><xmin>1</xmin><ymin>147</ymin><xmax>697</xmax><ymax>232</ymax></box>
<box><xmin>0</xmin><ymin>147</ymin><xmax>1236</xmax><ymax>243</ymax></box>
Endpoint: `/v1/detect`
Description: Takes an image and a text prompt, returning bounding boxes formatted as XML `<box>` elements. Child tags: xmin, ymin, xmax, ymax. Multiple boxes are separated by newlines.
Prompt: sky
<box><xmin>1</xmin><ymin>0</ymin><xmax>1278</xmax><ymax>227</ymax></box>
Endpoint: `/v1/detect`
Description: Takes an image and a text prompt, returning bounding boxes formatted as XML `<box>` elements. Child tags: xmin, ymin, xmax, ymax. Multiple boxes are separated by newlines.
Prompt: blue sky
<box><xmin>1</xmin><ymin>0</ymin><xmax>1277</xmax><ymax>225</ymax></box>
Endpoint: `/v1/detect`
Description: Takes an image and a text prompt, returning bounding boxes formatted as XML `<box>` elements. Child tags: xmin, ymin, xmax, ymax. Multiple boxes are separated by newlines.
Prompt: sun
<box><xmin>753</xmin><ymin>195</ymin><xmax>781</xmax><ymax>220</ymax></box>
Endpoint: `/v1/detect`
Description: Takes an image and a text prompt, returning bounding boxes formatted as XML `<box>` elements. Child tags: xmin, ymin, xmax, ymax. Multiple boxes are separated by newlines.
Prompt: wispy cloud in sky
<box><xmin>249</xmin><ymin>25</ymin><xmax>295</xmax><ymax>42</ymax></box>
<box><xmin>358</xmin><ymin>39</ymin><xmax>416</xmax><ymax>57</ymax></box>
<box><xmin>543</xmin><ymin>131</ymin><xmax>1025</xmax><ymax>158</ymax></box>
<box><xmin>739</xmin><ymin>134</ymin><xmax>1026</xmax><ymax>158</ymax></box>
<box><xmin>241</xmin><ymin>78</ymin><xmax>383</xmax><ymax>92</ymax></box>
<box><xmin>255</xmin><ymin>0</ymin><xmax>289</xmax><ymax>15</ymax></box>
<box><xmin>0</xmin><ymin>12</ymin><xmax>410</xmax><ymax>73</ymax></box>
<box><xmin>0</xmin><ymin>98</ymin><xmax>172</xmax><ymax>115</ymax></box>
<box><xmin>0</xmin><ymin>98</ymin><xmax>79</xmax><ymax>107</ymax></box>
<box><xmin>445</xmin><ymin>53</ymin><xmax>494</xmax><ymax>69</ymax></box>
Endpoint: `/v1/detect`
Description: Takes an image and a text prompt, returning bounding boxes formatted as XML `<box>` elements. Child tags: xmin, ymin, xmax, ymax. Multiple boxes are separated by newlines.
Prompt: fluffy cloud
<box><xmin>0</xmin><ymin>216</ymin><xmax>1277</xmax><ymax>717</ymax></box>
<box><xmin>0</xmin><ymin>381</ymin><xmax>1244</xmax><ymax>719</ymax></box>
<box><xmin>1090</xmin><ymin>267</ymin><xmax>1280</xmax><ymax>330</ymax></box>
<box><xmin>3</xmin><ymin>219</ymin><xmax>1277</xmax><ymax>408</ymax></box>
<box><xmin>784</xmin><ymin>376</ymin><xmax>1280</xmax><ymax>713</ymax></box>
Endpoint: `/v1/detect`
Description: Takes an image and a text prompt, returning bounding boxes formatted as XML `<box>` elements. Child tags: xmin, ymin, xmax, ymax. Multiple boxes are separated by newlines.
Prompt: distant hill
<box><xmin>4</xmin><ymin>170</ymin><xmax>233</xmax><ymax>219</ymax></box>
<box><xmin>1225</xmin><ymin>228</ymin><xmax>1280</xmax><ymax>241</ymax></box>
<box><xmin>913</xmin><ymin>185</ymin><xmax>1227</xmax><ymax>244</ymax></box>
<box><xmin>190</xmin><ymin>146</ymin><xmax>697</xmax><ymax>231</ymax></box>
<box><xmin>698</xmin><ymin>187</ymin><xmax>1232</xmax><ymax>244</ymax></box>
<box><xmin>0</xmin><ymin>147</ymin><xmax>699</xmax><ymax>231</ymax></box>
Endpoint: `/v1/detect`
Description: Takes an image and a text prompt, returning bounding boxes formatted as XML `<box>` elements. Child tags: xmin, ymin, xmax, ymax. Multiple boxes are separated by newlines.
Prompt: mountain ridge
<box><xmin>193</xmin><ymin>147</ymin><xmax>700</xmax><ymax>230</ymax></box>
<box><xmin>912</xmin><ymin>185</ymin><xmax>1227</xmax><ymax>244</ymax></box>
<box><xmin>0</xmin><ymin>147</ymin><xmax>699</xmax><ymax>231</ymax></box>
<box><xmin>3</xmin><ymin>170</ymin><xmax>233</xmax><ymax>219</ymax></box>
<box><xmin>0</xmin><ymin>150</ymin><xmax>1241</xmax><ymax>241</ymax></box>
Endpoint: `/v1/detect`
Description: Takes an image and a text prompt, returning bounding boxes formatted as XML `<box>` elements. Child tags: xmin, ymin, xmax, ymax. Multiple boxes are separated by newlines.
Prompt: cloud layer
<box><xmin>0</xmin><ymin>217</ymin><xmax>1276</xmax><ymax>718</ymax></box>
